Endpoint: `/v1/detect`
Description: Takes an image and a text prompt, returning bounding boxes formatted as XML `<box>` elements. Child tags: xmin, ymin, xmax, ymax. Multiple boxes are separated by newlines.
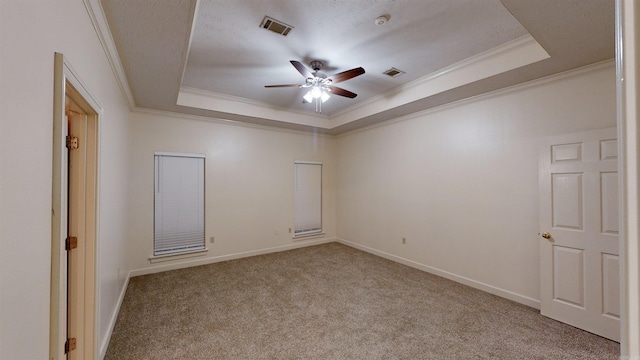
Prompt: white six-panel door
<box><xmin>539</xmin><ymin>127</ymin><xmax>620</xmax><ymax>341</ymax></box>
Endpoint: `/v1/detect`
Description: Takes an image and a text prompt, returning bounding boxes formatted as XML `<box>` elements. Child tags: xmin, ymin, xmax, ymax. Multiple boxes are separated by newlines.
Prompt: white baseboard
<box><xmin>130</xmin><ymin>237</ymin><xmax>336</xmax><ymax>277</ymax></box>
<box><xmin>99</xmin><ymin>271</ymin><xmax>131</xmax><ymax>360</ymax></box>
<box><xmin>336</xmin><ymin>238</ymin><xmax>541</xmax><ymax>309</ymax></box>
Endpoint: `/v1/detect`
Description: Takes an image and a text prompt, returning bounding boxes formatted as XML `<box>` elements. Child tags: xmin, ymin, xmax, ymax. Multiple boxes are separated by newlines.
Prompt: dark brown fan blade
<box><xmin>264</xmin><ymin>84</ymin><xmax>302</xmax><ymax>88</ymax></box>
<box><xmin>327</xmin><ymin>85</ymin><xmax>357</xmax><ymax>98</ymax></box>
<box><xmin>290</xmin><ymin>60</ymin><xmax>313</xmax><ymax>79</ymax></box>
<box><xmin>327</xmin><ymin>67</ymin><xmax>365</xmax><ymax>84</ymax></box>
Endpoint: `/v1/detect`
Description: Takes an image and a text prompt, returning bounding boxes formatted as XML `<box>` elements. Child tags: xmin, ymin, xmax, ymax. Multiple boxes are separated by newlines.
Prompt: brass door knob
<box><xmin>541</xmin><ymin>232</ymin><xmax>551</xmax><ymax>239</ymax></box>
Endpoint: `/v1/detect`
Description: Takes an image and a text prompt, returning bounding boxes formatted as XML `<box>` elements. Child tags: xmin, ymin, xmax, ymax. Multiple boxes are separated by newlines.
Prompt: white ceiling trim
<box><xmin>85</xmin><ymin>0</ymin><xmax>135</xmax><ymax>109</ymax></box>
<box><xmin>177</xmin><ymin>87</ymin><xmax>331</xmax><ymax>128</ymax></box>
<box><xmin>330</xmin><ymin>34</ymin><xmax>549</xmax><ymax>127</ymax></box>
<box><xmin>132</xmin><ymin>106</ymin><xmax>336</xmax><ymax>138</ymax></box>
<box><xmin>177</xmin><ymin>34</ymin><xmax>548</xmax><ymax>130</ymax></box>
<box><xmin>178</xmin><ymin>0</ymin><xmax>200</xmax><ymax>90</ymax></box>
<box><xmin>337</xmin><ymin>60</ymin><xmax>616</xmax><ymax>138</ymax></box>
<box><xmin>141</xmin><ymin>61</ymin><xmax>615</xmax><ymax>142</ymax></box>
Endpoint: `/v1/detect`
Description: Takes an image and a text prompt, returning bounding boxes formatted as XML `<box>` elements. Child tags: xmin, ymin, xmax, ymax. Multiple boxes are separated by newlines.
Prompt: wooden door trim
<box><xmin>51</xmin><ymin>52</ymin><xmax>101</xmax><ymax>360</ymax></box>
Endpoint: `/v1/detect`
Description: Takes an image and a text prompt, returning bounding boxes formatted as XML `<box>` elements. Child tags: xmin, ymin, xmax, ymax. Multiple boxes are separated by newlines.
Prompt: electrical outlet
<box><xmin>289</xmin><ymin>228</ymin><xmax>292</xmax><ymax>233</ymax></box>
<box><xmin>210</xmin><ymin>236</ymin><xmax>215</xmax><ymax>243</ymax></box>
<box><xmin>275</xmin><ymin>229</ymin><xmax>279</xmax><ymax>236</ymax></box>
<box><xmin>402</xmin><ymin>237</ymin><xmax>406</xmax><ymax>244</ymax></box>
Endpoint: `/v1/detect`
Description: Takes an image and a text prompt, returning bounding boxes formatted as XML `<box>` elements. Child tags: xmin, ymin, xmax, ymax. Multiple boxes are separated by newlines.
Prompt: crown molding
<box><xmin>337</xmin><ymin>59</ymin><xmax>615</xmax><ymax>138</ymax></box>
<box><xmin>76</xmin><ymin>58</ymin><xmax>614</xmax><ymax>141</ymax></box>
<box><xmin>132</xmin><ymin>106</ymin><xmax>336</xmax><ymax>138</ymax></box>
<box><xmin>83</xmin><ymin>0</ymin><xmax>136</xmax><ymax>109</ymax></box>
<box><xmin>331</xmin><ymin>34</ymin><xmax>550</xmax><ymax>127</ymax></box>
<box><xmin>177</xmin><ymin>35</ymin><xmax>549</xmax><ymax>131</ymax></box>
<box><xmin>177</xmin><ymin>86</ymin><xmax>331</xmax><ymax>128</ymax></box>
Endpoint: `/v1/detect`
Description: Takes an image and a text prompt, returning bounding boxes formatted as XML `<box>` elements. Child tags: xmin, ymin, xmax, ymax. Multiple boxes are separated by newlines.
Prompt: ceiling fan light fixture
<box><xmin>311</xmin><ymin>86</ymin><xmax>322</xmax><ymax>99</ymax></box>
<box><xmin>265</xmin><ymin>60</ymin><xmax>364</xmax><ymax>113</ymax></box>
<box><xmin>303</xmin><ymin>91</ymin><xmax>313</xmax><ymax>103</ymax></box>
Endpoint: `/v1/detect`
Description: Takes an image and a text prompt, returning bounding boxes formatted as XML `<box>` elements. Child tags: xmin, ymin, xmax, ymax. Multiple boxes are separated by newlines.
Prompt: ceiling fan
<box><xmin>265</xmin><ymin>60</ymin><xmax>365</xmax><ymax>112</ymax></box>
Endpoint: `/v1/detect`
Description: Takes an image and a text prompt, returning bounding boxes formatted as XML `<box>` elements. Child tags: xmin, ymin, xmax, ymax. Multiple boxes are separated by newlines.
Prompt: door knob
<box><xmin>541</xmin><ymin>232</ymin><xmax>551</xmax><ymax>239</ymax></box>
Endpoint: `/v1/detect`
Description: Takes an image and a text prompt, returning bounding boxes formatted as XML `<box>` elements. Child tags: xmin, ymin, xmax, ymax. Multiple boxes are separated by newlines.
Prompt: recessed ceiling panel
<box><xmin>101</xmin><ymin>0</ymin><xmax>614</xmax><ymax>133</ymax></box>
<box><xmin>182</xmin><ymin>0</ymin><xmax>529</xmax><ymax>116</ymax></box>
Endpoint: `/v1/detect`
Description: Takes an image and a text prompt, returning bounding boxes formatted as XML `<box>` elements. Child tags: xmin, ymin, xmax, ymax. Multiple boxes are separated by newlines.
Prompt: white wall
<box><xmin>0</xmin><ymin>2</ymin><xmax>623</xmax><ymax>357</ymax></box>
<box><xmin>0</xmin><ymin>1</ymin><xmax>131</xmax><ymax>358</ymax></box>
<box><xmin>336</xmin><ymin>63</ymin><xmax>617</xmax><ymax>306</ymax></box>
<box><xmin>128</xmin><ymin>111</ymin><xmax>336</xmax><ymax>274</ymax></box>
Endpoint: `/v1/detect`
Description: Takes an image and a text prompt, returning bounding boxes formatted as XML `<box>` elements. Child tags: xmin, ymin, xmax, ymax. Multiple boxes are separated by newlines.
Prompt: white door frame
<box><xmin>50</xmin><ymin>53</ymin><xmax>101</xmax><ymax>360</ymax></box>
<box><xmin>617</xmin><ymin>0</ymin><xmax>640</xmax><ymax>356</ymax></box>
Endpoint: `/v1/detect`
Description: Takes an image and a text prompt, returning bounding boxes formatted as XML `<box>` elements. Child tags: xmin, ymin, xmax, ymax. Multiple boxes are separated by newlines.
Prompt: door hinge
<box><xmin>65</xmin><ymin>236</ymin><xmax>78</xmax><ymax>251</ymax></box>
<box><xmin>64</xmin><ymin>338</ymin><xmax>76</xmax><ymax>353</ymax></box>
<box><xmin>66</xmin><ymin>135</ymin><xmax>79</xmax><ymax>150</ymax></box>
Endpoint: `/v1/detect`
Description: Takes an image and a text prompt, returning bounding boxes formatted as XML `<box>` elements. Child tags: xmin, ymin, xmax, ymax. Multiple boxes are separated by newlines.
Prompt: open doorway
<box><xmin>50</xmin><ymin>53</ymin><xmax>100</xmax><ymax>360</ymax></box>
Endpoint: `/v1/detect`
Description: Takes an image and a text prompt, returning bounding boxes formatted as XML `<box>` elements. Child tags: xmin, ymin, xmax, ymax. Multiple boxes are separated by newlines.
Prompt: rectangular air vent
<box><xmin>260</xmin><ymin>16</ymin><xmax>293</xmax><ymax>36</ymax></box>
<box><xmin>383</xmin><ymin>67</ymin><xmax>405</xmax><ymax>77</ymax></box>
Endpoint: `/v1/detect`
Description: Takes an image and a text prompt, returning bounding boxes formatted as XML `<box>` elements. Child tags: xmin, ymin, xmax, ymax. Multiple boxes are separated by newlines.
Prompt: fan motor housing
<box><xmin>310</xmin><ymin>61</ymin><xmax>323</xmax><ymax>72</ymax></box>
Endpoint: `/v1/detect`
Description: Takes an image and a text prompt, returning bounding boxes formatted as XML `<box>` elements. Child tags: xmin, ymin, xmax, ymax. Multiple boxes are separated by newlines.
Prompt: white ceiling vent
<box><xmin>383</xmin><ymin>68</ymin><xmax>405</xmax><ymax>77</ymax></box>
<box><xmin>260</xmin><ymin>16</ymin><xmax>293</xmax><ymax>36</ymax></box>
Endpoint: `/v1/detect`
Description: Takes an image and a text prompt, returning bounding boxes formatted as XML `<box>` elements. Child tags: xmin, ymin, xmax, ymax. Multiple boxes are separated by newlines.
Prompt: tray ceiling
<box><xmin>101</xmin><ymin>0</ymin><xmax>614</xmax><ymax>134</ymax></box>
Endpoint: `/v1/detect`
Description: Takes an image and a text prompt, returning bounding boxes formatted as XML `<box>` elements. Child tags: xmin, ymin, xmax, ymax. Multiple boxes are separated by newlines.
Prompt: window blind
<box><xmin>294</xmin><ymin>162</ymin><xmax>322</xmax><ymax>235</ymax></box>
<box><xmin>154</xmin><ymin>153</ymin><xmax>205</xmax><ymax>256</ymax></box>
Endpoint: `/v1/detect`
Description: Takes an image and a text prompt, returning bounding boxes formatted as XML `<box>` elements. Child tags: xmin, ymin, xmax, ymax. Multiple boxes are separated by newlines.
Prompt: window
<box><xmin>294</xmin><ymin>161</ymin><xmax>322</xmax><ymax>236</ymax></box>
<box><xmin>154</xmin><ymin>152</ymin><xmax>205</xmax><ymax>256</ymax></box>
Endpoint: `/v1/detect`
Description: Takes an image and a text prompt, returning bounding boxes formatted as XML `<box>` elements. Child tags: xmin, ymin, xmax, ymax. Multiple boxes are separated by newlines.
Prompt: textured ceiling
<box><xmin>183</xmin><ymin>0</ymin><xmax>527</xmax><ymax>115</ymax></box>
<box><xmin>100</xmin><ymin>0</ymin><xmax>615</xmax><ymax>134</ymax></box>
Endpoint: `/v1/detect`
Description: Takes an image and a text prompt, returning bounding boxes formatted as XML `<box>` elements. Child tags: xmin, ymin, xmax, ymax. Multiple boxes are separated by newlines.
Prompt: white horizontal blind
<box><xmin>294</xmin><ymin>162</ymin><xmax>322</xmax><ymax>235</ymax></box>
<box><xmin>154</xmin><ymin>154</ymin><xmax>205</xmax><ymax>255</ymax></box>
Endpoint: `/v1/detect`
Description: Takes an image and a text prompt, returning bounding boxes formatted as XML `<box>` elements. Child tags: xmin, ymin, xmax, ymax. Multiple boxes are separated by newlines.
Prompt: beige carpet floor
<box><xmin>105</xmin><ymin>242</ymin><xmax>619</xmax><ymax>359</ymax></box>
